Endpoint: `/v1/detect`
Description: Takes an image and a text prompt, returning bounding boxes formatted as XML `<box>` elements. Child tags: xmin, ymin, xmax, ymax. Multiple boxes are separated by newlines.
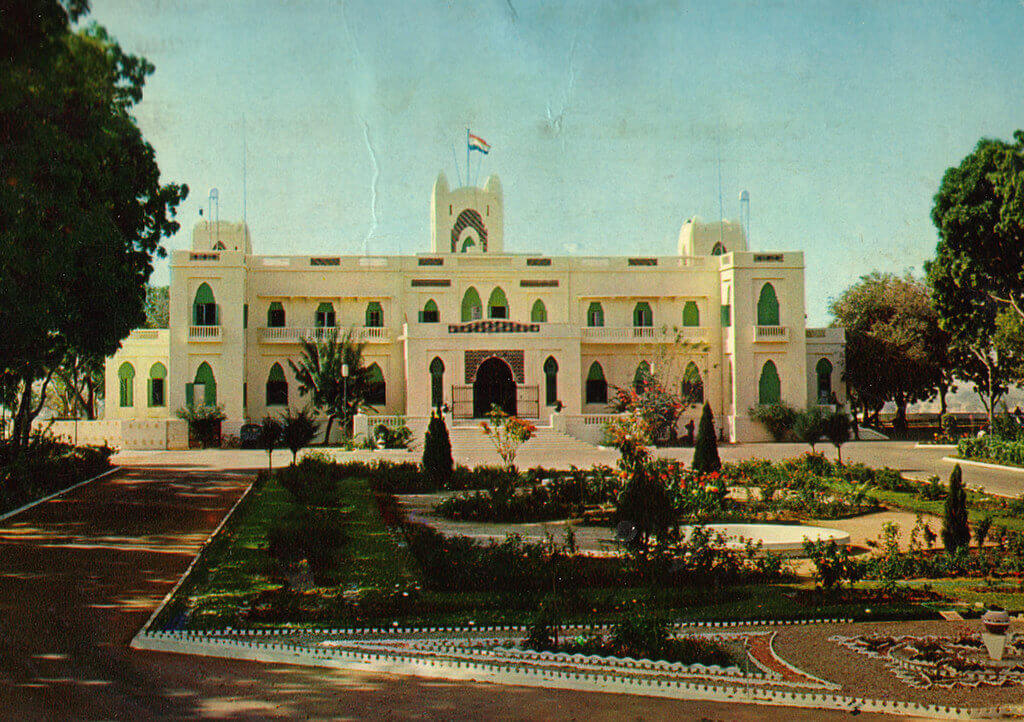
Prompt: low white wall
<box><xmin>33</xmin><ymin>418</ymin><xmax>189</xmax><ymax>450</ymax></box>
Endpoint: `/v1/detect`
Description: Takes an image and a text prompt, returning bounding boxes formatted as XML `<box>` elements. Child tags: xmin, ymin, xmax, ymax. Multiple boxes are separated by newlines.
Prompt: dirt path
<box><xmin>0</xmin><ymin>453</ymin><xmax>910</xmax><ymax>720</ymax></box>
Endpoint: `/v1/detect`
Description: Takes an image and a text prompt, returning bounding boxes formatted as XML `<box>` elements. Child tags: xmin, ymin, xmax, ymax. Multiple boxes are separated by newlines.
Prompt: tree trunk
<box><xmin>893</xmin><ymin>395</ymin><xmax>908</xmax><ymax>436</ymax></box>
<box><xmin>322</xmin><ymin>415</ymin><xmax>335</xmax><ymax>445</ymax></box>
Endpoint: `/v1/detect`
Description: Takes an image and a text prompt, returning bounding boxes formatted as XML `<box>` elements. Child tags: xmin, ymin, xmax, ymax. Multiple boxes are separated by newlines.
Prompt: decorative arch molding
<box><xmin>464</xmin><ymin>349</ymin><xmax>524</xmax><ymax>384</ymax></box>
<box><xmin>451</xmin><ymin>209</ymin><xmax>488</xmax><ymax>252</ymax></box>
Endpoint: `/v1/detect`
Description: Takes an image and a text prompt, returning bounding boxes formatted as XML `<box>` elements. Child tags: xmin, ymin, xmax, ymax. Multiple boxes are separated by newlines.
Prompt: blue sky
<box><xmin>90</xmin><ymin>0</ymin><xmax>1024</xmax><ymax>325</ymax></box>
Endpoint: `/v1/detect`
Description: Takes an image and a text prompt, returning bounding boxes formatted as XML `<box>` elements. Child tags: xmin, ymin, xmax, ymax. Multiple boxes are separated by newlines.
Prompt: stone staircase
<box><xmin>446</xmin><ymin>423</ymin><xmax>612</xmax><ymax>465</ymax></box>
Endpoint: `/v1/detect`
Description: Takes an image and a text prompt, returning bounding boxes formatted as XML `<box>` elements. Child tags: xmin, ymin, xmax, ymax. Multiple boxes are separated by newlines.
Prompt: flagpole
<box><xmin>451</xmin><ymin>143</ymin><xmax>462</xmax><ymax>186</ymax></box>
<box><xmin>467</xmin><ymin>128</ymin><xmax>471</xmax><ymax>187</ymax></box>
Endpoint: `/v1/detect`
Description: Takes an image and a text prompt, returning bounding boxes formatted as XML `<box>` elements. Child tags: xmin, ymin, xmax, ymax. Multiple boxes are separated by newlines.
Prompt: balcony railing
<box><xmin>581</xmin><ymin>326</ymin><xmax>707</xmax><ymax>343</ymax></box>
<box><xmin>753</xmin><ymin>326</ymin><xmax>789</xmax><ymax>343</ymax></box>
<box><xmin>188</xmin><ymin>326</ymin><xmax>221</xmax><ymax>341</ymax></box>
<box><xmin>258</xmin><ymin>326</ymin><xmax>391</xmax><ymax>344</ymax></box>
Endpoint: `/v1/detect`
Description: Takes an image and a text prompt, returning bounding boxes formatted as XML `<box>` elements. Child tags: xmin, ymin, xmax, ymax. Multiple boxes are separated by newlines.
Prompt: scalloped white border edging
<box><xmin>0</xmin><ymin>467</ymin><xmax>119</xmax><ymax>523</ymax></box>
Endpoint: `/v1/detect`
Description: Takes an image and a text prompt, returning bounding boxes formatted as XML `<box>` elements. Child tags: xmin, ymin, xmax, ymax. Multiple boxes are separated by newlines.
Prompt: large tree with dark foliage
<box><xmin>927</xmin><ymin>132</ymin><xmax>1024</xmax><ymax>425</ymax></box>
<box><xmin>830</xmin><ymin>272</ymin><xmax>947</xmax><ymax>433</ymax></box>
<box><xmin>0</xmin><ymin>0</ymin><xmax>187</xmax><ymax>449</ymax></box>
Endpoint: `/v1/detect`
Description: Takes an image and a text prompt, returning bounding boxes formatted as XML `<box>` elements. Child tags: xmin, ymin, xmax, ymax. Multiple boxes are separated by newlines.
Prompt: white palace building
<box><xmin>95</xmin><ymin>173</ymin><xmax>845</xmax><ymax>449</ymax></box>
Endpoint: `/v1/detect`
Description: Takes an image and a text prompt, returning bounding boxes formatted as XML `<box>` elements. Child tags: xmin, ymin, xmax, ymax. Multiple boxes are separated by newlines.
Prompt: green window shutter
<box><xmin>683</xmin><ymin>301</ymin><xmax>700</xmax><ymax>327</ymax></box>
<box><xmin>758</xmin><ymin>361</ymin><xmax>781</xmax><ymax>405</ymax></box>
<box><xmin>461</xmin><ymin>287</ymin><xmax>482</xmax><ymax>322</ymax></box>
<box><xmin>756</xmin><ymin>284</ymin><xmax>780</xmax><ymax>326</ymax></box>
<box><xmin>633</xmin><ymin>302</ymin><xmax>652</xmax><ymax>327</ymax></box>
<box><xmin>720</xmin><ymin>305</ymin><xmax>731</xmax><ymax>327</ymax></box>
<box><xmin>147</xmin><ymin>379</ymin><xmax>154</xmax><ymax>407</ymax></box>
<box><xmin>587</xmin><ymin>302</ymin><xmax>604</xmax><ymax>327</ymax></box>
<box><xmin>243</xmin><ymin>304</ymin><xmax>248</xmax><ymax>329</ymax></box>
<box><xmin>185</xmin><ymin>383</ymin><xmax>194</xmax><ymax>407</ymax></box>
<box><xmin>118</xmin><ymin>362</ymin><xmax>135</xmax><ymax>407</ymax></box>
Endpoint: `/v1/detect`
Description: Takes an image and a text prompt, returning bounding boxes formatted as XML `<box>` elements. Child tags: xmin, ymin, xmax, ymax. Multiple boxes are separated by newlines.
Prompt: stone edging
<box><xmin>0</xmin><ymin>466</ymin><xmax>120</xmax><ymax>523</ymax></box>
<box><xmin>914</xmin><ymin>443</ymin><xmax>957</xmax><ymax>450</ymax></box>
<box><xmin>129</xmin><ymin>630</ymin><xmax>1014</xmax><ymax>718</ymax></box>
<box><xmin>941</xmin><ymin>456</ymin><xmax>1024</xmax><ymax>474</ymax></box>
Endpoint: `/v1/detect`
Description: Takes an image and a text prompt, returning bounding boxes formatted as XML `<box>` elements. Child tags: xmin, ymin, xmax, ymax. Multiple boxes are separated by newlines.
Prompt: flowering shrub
<box><xmin>608</xmin><ymin>373</ymin><xmax>683</xmax><ymax>442</ymax></box>
<box><xmin>480</xmin><ymin>406</ymin><xmax>536</xmax><ymax>469</ymax></box>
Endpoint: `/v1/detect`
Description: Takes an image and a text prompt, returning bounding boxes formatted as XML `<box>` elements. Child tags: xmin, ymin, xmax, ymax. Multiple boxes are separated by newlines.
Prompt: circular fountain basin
<box><xmin>680</xmin><ymin>523</ymin><xmax>851</xmax><ymax>557</ymax></box>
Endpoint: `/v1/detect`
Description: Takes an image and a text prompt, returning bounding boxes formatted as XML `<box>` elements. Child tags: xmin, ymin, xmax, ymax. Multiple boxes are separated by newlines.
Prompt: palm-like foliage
<box><xmin>288</xmin><ymin>328</ymin><xmax>370</xmax><ymax>443</ymax></box>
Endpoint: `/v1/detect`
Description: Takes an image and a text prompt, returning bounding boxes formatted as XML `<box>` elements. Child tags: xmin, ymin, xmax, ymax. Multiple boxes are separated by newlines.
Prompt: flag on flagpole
<box><xmin>468</xmin><ymin>132</ymin><xmax>490</xmax><ymax>154</ymax></box>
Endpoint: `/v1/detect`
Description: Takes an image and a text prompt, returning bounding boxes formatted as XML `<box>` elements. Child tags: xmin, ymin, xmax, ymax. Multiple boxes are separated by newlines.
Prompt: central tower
<box><xmin>430</xmin><ymin>172</ymin><xmax>504</xmax><ymax>254</ymax></box>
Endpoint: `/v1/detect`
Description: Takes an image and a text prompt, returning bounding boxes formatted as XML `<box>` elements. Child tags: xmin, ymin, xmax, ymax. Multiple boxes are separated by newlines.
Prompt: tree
<box><xmin>258</xmin><ymin>416</ymin><xmax>282</xmax><ymax>471</ymax></box>
<box><xmin>280</xmin><ymin>408</ymin><xmax>318</xmax><ymax>465</ymax></box>
<box><xmin>830</xmin><ymin>273</ymin><xmax>947</xmax><ymax>434</ymax></box>
<box><xmin>930</xmin><ymin>131</ymin><xmax>1024</xmax><ymax>324</ymax></box>
<box><xmin>480</xmin><ymin>406</ymin><xmax>535</xmax><ymax>471</ymax></box>
<box><xmin>823</xmin><ymin>409</ymin><xmax>850</xmax><ymax>464</ymax></box>
<box><xmin>691</xmin><ymin>402</ymin><xmax>721</xmax><ymax>474</ymax></box>
<box><xmin>793</xmin><ymin>407</ymin><xmax>826</xmax><ymax>452</ymax></box>
<box><xmin>422</xmin><ymin>411</ymin><xmax>453</xmax><ymax>487</ymax></box>
<box><xmin>0</xmin><ymin>1</ymin><xmax>187</xmax><ymax>451</ymax></box>
<box><xmin>143</xmin><ymin>285</ymin><xmax>169</xmax><ymax>328</ymax></box>
<box><xmin>941</xmin><ymin>464</ymin><xmax>970</xmax><ymax>554</ymax></box>
<box><xmin>289</xmin><ymin>328</ymin><xmax>370</xmax><ymax>444</ymax></box>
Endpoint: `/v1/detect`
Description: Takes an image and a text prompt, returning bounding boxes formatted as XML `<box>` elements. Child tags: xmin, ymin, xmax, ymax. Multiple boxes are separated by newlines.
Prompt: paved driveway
<box><xmin>0</xmin><ymin>451</ymin><xmax>916</xmax><ymax>720</ymax></box>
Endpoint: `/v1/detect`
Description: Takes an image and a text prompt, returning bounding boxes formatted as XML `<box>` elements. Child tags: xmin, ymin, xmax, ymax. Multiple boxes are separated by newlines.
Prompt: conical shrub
<box><xmin>941</xmin><ymin>464</ymin><xmax>970</xmax><ymax>553</ymax></box>
<box><xmin>692</xmin><ymin>402</ymin><xmax>721</xmax><ymax>474</ymax></box>
<box><xmin>422</xmin><ymin>411</ymin><xmax>453</xmax><ymax>488</ymax></box>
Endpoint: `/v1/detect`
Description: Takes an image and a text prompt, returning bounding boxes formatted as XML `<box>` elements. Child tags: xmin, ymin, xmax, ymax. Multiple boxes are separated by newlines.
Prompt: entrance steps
<box><xmin>446</xmin><ymin>423</ymin><xmax>605</xmax><ymax>460</ymax></box>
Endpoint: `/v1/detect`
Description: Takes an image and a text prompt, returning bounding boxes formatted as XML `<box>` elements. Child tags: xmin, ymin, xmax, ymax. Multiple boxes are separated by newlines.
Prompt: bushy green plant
<box><xmin>691</xmin><ymin>402</ymin><xmax>721</xmax><ymax>474</ymax></box>
<box><xmin>372</xmin><ymin>422</ymin><xmax>412</xmax><ymax>449</ymax></box>
<box><xmin>175</xmin><ymin>403</ymin><xmax>226</xmax><ymax>447</ymax></box>
<box><xmin>749</xmin><ymin>402</ymin><xmax>798</xmax><ymax>441</ymax></box>
<box><xmin>803</xmin><ymin>539</ymin><xmax>860</xmax><ymax>591</ymax></box>
<box><xmin>958</xmin><ymin>435</ymin><xmax>1024</xmax><ymax>467</ymax></box>
<box><xmin>258</xmin><ymin>416</ymin><xmax>283</xmax><ymax>470</ymax></box>
<box><xmin>941</xmin><ymin>464</ymin><xmax>970</xmax><ymax>554</ymax></box>
<box><xmin>276</xmin><ymin>457</ymin><xmax>341</xmax><ymax>507</ymax></box>
<box><xmin>823</xmin><ymin>410</ymin><xmax>851</xmax><ymax>464</ymax></box>
<box><xmin>793</xmin><ymin>407</ymin><xmax>826</xmax><ymax>451</ymax></box>
<box><xmin>421</xmin><ymin>412</ymin><xmax>453</xmax><ymax>487</ymax></box>
<box><xmin>990</xmin><ymin>408</ymin><xmax>1021</xmax><ymax>441</ymax></box>
<box><xmin>940</xmin><ymin>413</ymin><xmax>958</xmax><ymax>439</ymax></box>
<box><xmin>280</xmin><ymin>408</ymin><xmax>319</xmax><ymax>464</ymax></box>
<box><xmin>0</xmin><ymin>440</ymin><xmax>112</xmax><ymax>514</ymax></box>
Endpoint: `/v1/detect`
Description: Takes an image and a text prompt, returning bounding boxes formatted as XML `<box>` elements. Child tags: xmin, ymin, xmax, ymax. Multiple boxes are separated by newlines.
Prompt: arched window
<box><xmin>633</xmin><ymin>302</ymin><xmax>653</xmax><ymax>327</ymax></box>
<box><xmin>487</xmin><ymin>287</ymin><xmax>508</xmax><ymax>319</ymax></box>
<box><xmin>118</xmin><ymin>362</ymin><xmax>135</xmax><ymax>407</ymax></box>
<box><xmin>429</xmin><ymin>357</ymin><xmax>444</xmax><ymax>409</ymax></box>
<box><xmin>461</xmin><ymin>235</ymin><xmax>477</xmax><ymax>253</ymax></box>
<box><xmin>365</xmin><ymin>363</ymin><xmax>386</xmax><ymax>405</ymax></box>
<box><xmin>315</xmin><ymin>302</ymin><xmax>336</xmax><ymax>328</ymax></box>
<box><xmin>531</xmin><ymin>299</ymin><xmax>547</xmax><ymax>323</ymax></box>
<box><xmin>148</xmin><ymin>362</ymin><xmax>167</xmax><ymax>407</ymax></box>
<box><xmin>816</xmin><ymin>358</ymin><xmax>834</xmax><ymax>404</ymax></box>
<box><xmin>711</xmin><ymin>242</ymin><xmax>726</xmax><ymax>256</ymax></box>
<box><xmin>543</xmin><ymin>356</ymin><xmax>558</xmax><ymax>406</ymax></box>
<box><xmin>461</xmin><ymin>287</ymin><xmax>482</xmax><ymax>322</ymax></box>
<box><xmin>634</xmin><ymin>361</ymin><xmax>652</xmax><ymax>393</ymax></box>
<box><xmin>420</xmin><ymin>299</ymin><xmax>439</xmax><ymax>323</ymax></box>
<box><xmin>266</xmin><ymin>363</ymin><xmax>288</xmax><ymax>406</ymax></box>
<box><xmin>365</xmin><ymin>301</ymin><xmax>383</xmax><ymax>327</ymax></box>
<box><xmin>682</xmin><ymin>301</ymin><xmax>700</xmax><ymax>327</ymax></box>
<box><xmin>681</xmin><ymin>361</ymin><xmax>703</xmax><ymax>404</ymax></box>
<box><xmin>267</xmin><ymin>302</ymin><xmax>285</xmax><ymax>328</ymax></box>
<box><xmin>585</xmin><ymin>362</ymin><xmax>607</xmax><ymax>405</ymax></box>
<box><xmin>757</xmin><ymin>283</ymin><xmax>780</xmax><ymax>326</ymax></box>
<box><xmin>758</xmin><ymin>360</ymin><xmax>781</xmax><ymax>405</ymax></box>
<box><xmin>587</xmin><ymin>302</ymin><xmax>604</xmax><ymax>327</ymax></box>
<box><xmin>188</xmin><ymin>362</ymin><xmax>217</xmax><ymax>406</ymax></box>
<box><xmin>192</xmin><ymin>283</ymin><xmax>218</xmax><ymax>326</ymax></box>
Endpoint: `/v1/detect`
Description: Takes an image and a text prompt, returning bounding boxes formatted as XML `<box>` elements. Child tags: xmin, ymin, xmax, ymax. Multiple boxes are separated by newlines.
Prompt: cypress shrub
<box><xmin>941</xmin><ymin>464</ymin><xmax>970</xmax><ymax>553</ymax></box>
<box><xmin>692</xmin><ymin>402</ymin><xmax>721</xmax><ymax>474</ymax></box>
<box><xmin>422</xmin><ymin>411</ymin><xmax>453</xmax><ymax>488</ymax></box>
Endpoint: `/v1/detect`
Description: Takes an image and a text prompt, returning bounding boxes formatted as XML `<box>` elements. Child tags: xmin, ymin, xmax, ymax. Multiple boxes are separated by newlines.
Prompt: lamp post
<box><xmin>342</xmin><ymin>362</ymin><xmax>350</xmax><ymax>440</ymax></box>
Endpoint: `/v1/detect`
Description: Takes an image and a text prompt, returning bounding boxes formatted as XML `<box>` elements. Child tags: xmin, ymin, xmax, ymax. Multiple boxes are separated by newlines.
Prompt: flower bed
<box><xmin>0</xmin><ymin>439</ymin><xmax>112</xmax><ymax>515</ymax></box>
<box><xmin>957</xmin><ymin>436</ymin><xmax>1024</xmax><ymax>468</ymax></box>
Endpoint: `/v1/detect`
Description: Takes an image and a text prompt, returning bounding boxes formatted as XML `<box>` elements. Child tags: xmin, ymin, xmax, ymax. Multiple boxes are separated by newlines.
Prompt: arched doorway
<box><xmin>473</xmin><ymin>357</ymin><xmax>516</xmax><ymax>417</ymax></box>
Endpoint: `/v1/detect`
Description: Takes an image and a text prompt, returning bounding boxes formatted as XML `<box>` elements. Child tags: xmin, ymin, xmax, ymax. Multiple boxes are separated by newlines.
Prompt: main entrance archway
<box><xmin>473</xmin><ymin>357</ymin><xmax>516</xmax><ymax>417</ymax></box>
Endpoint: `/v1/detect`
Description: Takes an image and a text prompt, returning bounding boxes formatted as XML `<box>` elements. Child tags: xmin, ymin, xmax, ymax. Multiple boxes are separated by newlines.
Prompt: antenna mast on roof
<box><xmin>717</xmin><ymin>152</ymin><xmax>724</xmax><ymax>248</ymax></box>
<box><xmin>740</xmin><ymin>189</ymin><xmax>750</xmax><ymax>243</ymax></box>
<box><xmin>242</xmin><ymin>117</ymin><xmax>247</xmax><ymax>226</ymax></box>
<box><xmin>209</xmin><ymin>188</ymin><xmax>219</xmax><ymax>245</ymax></box>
